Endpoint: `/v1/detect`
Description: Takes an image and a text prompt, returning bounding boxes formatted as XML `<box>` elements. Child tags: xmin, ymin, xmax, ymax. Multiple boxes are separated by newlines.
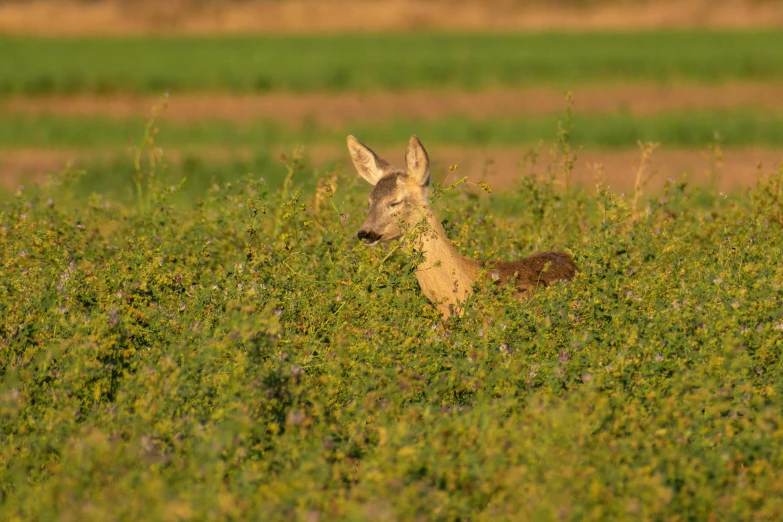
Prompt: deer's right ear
<box><xmin>347</xmin><ymin>135</ymin><xmax>391</xmax><ymax>186</ymax></box>
<box><xmin>405</xmin><ymin>135</ymin><xmax>430</xmax><ymax>186</ymax></box>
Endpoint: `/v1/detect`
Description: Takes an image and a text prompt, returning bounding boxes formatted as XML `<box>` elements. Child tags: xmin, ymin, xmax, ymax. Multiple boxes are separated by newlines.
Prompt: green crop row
<box><xmin>3</xmin><ymin>108</ymin><xmax>783</xmax><ymax>149</ymax></box>
<box><xmin>2</xmin><ymin>31</ymin><xmax>782</xmax><ymax>95</ymax></box>
<box><xmin>2</xmin><ymin>133</ymin><xmax>783</xmax><ymax>519</ymax></box>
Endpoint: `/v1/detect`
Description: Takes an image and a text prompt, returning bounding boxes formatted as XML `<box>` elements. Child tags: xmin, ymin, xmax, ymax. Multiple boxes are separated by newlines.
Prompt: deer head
<box><xmin>347</xmin><ymin>134</ymin><xmax>431</xmax><ymax>245</ymax></box>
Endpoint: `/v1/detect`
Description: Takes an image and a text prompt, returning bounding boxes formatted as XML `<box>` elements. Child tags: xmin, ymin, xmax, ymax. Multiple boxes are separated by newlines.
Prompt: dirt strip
<box><xmin>2</xmin><ymin>0</ymin><xmax>783</xmax><ymax>35</ymax></box>
<box><xmin>4</xmin><ymin>83</ymin><xmax>783</xmax><ymax>126</ymax></box>
<box><xmin>5</xmin><ymin>146</ymin><xmax>781</xmax><ymax>195</ymax></box>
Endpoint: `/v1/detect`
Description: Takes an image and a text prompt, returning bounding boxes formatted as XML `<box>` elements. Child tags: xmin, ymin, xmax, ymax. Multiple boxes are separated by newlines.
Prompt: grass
<box><xmin>2</xmin><ymin>133</ymin><xmax>783</xmax><ymax>519</ymax></box>
<box><xmin>3</xmin><ymin>28</ymin><xmax>783</xmax><ymax>519</ymax></box>
<box><xmin>23</xmin><ymin>153</ymin><xmax>327</xmax><ymax>204</ymax></box>
<box><xmin>3</xmin><ymin>108</ymin><xmax>783</xmax><ymax>149</ymax></box>
<box><xmin>2</xmin><ymin>31</ymin><xmax>783</xmax><ymax>95</ymax></box>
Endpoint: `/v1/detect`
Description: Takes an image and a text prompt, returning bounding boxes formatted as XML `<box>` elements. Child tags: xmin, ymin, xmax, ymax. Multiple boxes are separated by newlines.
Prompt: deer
<box><xmin>348</xmin><ymin>134</ymin><xmax>577</xmax><ymax>318</ymax></box>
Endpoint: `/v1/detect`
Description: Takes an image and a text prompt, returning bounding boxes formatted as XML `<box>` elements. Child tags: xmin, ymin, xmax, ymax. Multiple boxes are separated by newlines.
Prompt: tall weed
<box><xmin>1</xmin><ymin>128</ymin><xmax>782</xmax><ymax>520</ymax></box>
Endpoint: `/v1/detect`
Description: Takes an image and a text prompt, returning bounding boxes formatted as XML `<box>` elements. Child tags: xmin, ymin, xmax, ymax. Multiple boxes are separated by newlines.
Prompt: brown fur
<box><xmin>413</xmin><ymin>210</ymin><xmax>481</xmax><ymax>317</ymax></box>
<box><xmin>483</xmin><ymin>252</ymin><xmax>578</xmax><ymax>293</ymax></box>
<box><xmin>348</xmin><ymin>134</ymin><xmax>578</xmax><ymax>318</ymax></box>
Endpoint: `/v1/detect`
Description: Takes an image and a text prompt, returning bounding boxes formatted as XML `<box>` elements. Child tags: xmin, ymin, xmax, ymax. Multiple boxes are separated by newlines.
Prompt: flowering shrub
<box><xmin>1</xmin><ymin>152</ymin><xmax>782</xmax><ymax>520</ymax></box>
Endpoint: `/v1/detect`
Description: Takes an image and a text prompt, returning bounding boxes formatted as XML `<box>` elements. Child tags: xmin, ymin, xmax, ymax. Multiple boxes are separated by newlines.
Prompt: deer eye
<box><xmin>389</xmin><ymin>200</ymin><xmax>403</xmax><ymax>208</ymax></box>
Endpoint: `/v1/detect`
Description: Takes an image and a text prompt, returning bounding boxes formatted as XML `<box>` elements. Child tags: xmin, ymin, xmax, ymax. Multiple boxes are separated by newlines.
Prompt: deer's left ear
<box><xmin>405</xmin><ymin>135</ymin><xmax>430</xmax><ymax>186</ymax></box>
<box><xmin>347</xmin><ymin>135</ymin><xmax>392</xmax><ymax>186</ymax></box>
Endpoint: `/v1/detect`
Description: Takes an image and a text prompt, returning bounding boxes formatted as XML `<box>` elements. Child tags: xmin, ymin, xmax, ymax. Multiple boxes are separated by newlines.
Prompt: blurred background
<box><xmin>1</xmin><ymin>0</ymin><xmax>782</xmax><ymax>198</ymax></box>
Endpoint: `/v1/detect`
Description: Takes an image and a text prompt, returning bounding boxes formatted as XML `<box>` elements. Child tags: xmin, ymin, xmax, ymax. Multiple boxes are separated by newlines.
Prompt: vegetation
<box><xmin>4</xmin><ymin>108</ymin><xmax>783</xmax><ymax>150</ymax></box>
<box><xmin>3</xmin><ymin>26</ymin><xmax>783</xmax><ymax>519</ymax></box>
<box><xmin>2</xmin><ymin>116</ymin><xmax>783</xmax><ymax>518</ymax></box>
<box><xmin>2</xmin><ymin>32</ymin><xmax>783</xmax><ymax>95</ymax></box>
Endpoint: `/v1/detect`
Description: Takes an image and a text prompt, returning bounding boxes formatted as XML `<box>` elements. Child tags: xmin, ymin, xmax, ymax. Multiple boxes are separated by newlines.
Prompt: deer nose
<box><xmin>357</xmin><ymin>230</ymin><xmax>380</xmax><ymax>242</ymax></box>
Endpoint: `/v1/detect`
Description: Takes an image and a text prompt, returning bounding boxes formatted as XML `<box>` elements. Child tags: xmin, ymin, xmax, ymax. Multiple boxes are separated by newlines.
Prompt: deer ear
<box><xmin>405</xmin><ymin>135</ymin><xmax>430</xmax><ymax>186</ymax></box>
<box><xmin>347</xmin><ymin>135</ymin><xmax>392</xmax><ymax>186</ymax></box>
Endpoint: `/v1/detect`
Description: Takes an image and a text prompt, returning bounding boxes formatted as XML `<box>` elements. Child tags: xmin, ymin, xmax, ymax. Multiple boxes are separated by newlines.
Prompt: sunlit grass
<box><xmin>2</xmin><ymin>108</ymin><xmax>783</xmax><ymax>149</ymax></box>
<box><xmin>2</xmin><ymin>110</ymin><xmax>783</xmax><ymax>518</ymax></box>
<box><xmin>2</xmin><ymin>31</ymin><xmax>782</xmax><ymax>95</ymax></box>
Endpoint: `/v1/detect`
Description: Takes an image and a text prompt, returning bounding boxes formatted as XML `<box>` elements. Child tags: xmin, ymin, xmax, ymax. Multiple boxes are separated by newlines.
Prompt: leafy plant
<box><xmin>1</xmin><ymin>120</ymin><xmax>782</xmax><ymax>521</ymax></box>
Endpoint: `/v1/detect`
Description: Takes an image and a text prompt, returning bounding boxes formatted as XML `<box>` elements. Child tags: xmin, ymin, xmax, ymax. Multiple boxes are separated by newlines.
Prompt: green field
<box><xmin>3</xmin><ymin>29</ymin><xmax>783</xmax><ymax>520</ymax></box>
<box><xmin>3</xmin><ymin>109</ymin><xmax>783</xmax><ymax>149</ymax></box>
<box><xmin>2</xmin><ymin>32</ymin><xmax>783</xmax><ymax>95</ymax></box>
<box><xmin>3</xmin><ymin>154</ymin><xmax>783</xmax><ymax>519</ymax></box>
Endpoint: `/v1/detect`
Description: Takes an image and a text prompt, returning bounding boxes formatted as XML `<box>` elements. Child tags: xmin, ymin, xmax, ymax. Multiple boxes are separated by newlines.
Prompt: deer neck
<box><xmin>411</xmin><ymin>208</ymin><xmax>480</xmax><ymax>317</ymax></box>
